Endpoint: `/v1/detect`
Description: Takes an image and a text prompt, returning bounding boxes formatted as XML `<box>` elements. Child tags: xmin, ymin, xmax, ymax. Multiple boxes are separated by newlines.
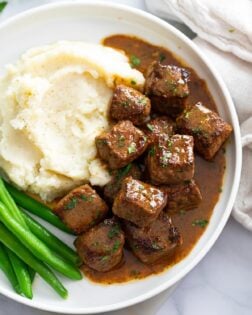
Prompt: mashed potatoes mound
<box><xmin>0</xmin><ymin>41</ymin><xmax>145</xmax><ymax>201</ymax></box>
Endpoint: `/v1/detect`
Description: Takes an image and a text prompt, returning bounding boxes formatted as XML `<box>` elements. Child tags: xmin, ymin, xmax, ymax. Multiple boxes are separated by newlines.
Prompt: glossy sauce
<box><xmin>81</xmin><ymin>35</ymin><xmax>226</xmax><ymax>284</ymax></box>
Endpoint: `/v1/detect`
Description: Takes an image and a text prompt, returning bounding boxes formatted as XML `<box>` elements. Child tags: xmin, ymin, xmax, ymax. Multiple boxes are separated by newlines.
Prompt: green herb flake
<box><xmin>192</xmin><ymin>219</ymin><xmax>208</xmax><ymax>228</ymax></box>
<box><xmin>112</xmin><ymin>239</ymin><xmax>121</xmax><ymax>253</ymax></box>
<box><xmin>131</xmin><ymin>80</ymin><xmax>137</xmax><ymax>85</ymax></box>
<box><xmin>128</xmin><ymin>143</ymin><xmax>136</xmax><ymax>154</ymax></box>
<box><xmin>179</xmin><ymin>209</ymin><xmax>186</xmax><ymax>215</ymax></box>
<box><xmin>228</xmin><ymin>28</ymin><xmax>235</xmax><ymax>33</ymax></box>
<box><xmin>0</xmin><ymin>1</ymin><xmax>7</xmax><ymax>13</ymax></box>
<box><xmin>147</xmin><ymin>124</ymin><xmax>154</xmax><ymax>132</ymax></box>
<box><xmin>167</xmin><ymin>139</ymin><xmax>173</xmax><ymax>147</ymax></box>
<box><xmin>184</xmin><ymin>111</ymin><xmax>190</xmax><ymax>119</ymax></box>
<box><xmin>97</xmin><ymin>139</ymin><xmax>108</xmax><ymax>145</ymax></box>
<box><xmin>116</xmin><ymin>163</ymin><xmax>132</xmax><ymax>181</ymax></box>
<box><xmin>64</xmin><ymin>197</ymin><xmax>78</xmax><ymax>210</ymax></box>
<box><xmin>100</xmin><ymin>255</ymin><xmax>109</xmax><ymax>262</ymax></box>
<box><xmin>130</xmin><ymin>269</ymin><xmax>141</xmax><ymax>278</ymax></box>
<box><xmin>151</xmin><ymin>242</ymin><xmax>162</xmax><ymax>250</ymax></box>
<box><xmin>192</xmin><ymin>127</ymin><xmax>203</xmax><ymax>135</ymax></box>
<box><xmin>81</xmin><ymin>194</ymin><xmax>94</xmax><ymax>202</ymax></box>
<box><xmin>149</xmin><ymin>146</ymin><xmax>155</xmax><ymax>156</ymax></box>
<box><xmin>159</xmin><ymin>53</ymin><xmax>166</xmax><ymax>62</ymax></box>
<box><xmin>121</xmin><ymin>100</ymin><xmax>129</xmax><ymax>107</ymax></box>
<box><xmin>108</xmin><ymin>225</ymin><xmax>120</xmax><ymax>239</ymax></box>
<box><xmin>118</xmin><ymin>135</ymin><xmax>125</xmax><ymax>147</ymax></box>
<box><xmin>130</xmin><ymin>55</ymin><xmax>141</xmax><ymax>67</ymax></box>
<box><xmin>218</xmin><ymin>187</ymin><xmax>223</xmax><ymax>193</ymax></box>
<box><xmin>139</xmin><ymin>97</ymin><xmax>147</xmax><ymax>106</ymax></box>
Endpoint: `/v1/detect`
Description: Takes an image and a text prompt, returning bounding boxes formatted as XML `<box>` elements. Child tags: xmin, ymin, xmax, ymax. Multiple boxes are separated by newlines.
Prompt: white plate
<box><xmin>0</xmin><ymin>1</ymin><xmax>242</xmax><ymax>313</ymax></box>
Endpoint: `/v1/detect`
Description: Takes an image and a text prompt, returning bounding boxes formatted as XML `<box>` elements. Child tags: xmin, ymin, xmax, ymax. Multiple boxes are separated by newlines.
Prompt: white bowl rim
<box><xmin>0</xmin><ymin>1</ymin><xmax>242</xmax><ymax>313</ymax></box>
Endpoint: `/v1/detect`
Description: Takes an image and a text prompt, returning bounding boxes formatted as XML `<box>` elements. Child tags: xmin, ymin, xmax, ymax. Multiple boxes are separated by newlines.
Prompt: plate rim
<box><xmin>0</xmin><ymin>1</ymin><xmax>242</xmax><ymax>313</ymax></box>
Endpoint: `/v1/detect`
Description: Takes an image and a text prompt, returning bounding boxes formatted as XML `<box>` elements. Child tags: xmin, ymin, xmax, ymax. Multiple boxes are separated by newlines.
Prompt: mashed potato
<box><xmin>0</xmin><ymin>41</ymin><xmax>145</xmax><ymax>201</ymax></box>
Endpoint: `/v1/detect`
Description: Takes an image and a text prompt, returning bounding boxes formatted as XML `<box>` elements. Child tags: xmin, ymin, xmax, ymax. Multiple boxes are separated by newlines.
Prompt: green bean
<box><xmin>0</xmin><ymin>202</ymin><xmax>82</xmax><ymax>280</ymax></box>
<box><xmin>0</xmin><ymin>243</ymin><xmax>21</xmax><ymax>294</ymax></box>
<box><xmin>7</xmin><ymin>249</ymin><xmax>33</xmax><ymax>299</ymax></box>
<box><xmin>0</xmin><ymin>223</ymin><xmax>68</xmax><ymax>299</ymax></box>
<box><xmin>0</xmin><ymin>179</ymin><xmax>27</xmax><ymax>228</ymax></box>
<box><xmin>21</xmin><ymin>211</ymin><xmax>81</xmax><ymax>266</ymax></box>
<box><xmin>28</xmin><ymin>266</ymin><xmax>36</xmax><ymax>283</ymax></box>
<box><xmin>4</xmin><ymin>182</ymin><xmax>72</xmax><ymax>234</ymax></box>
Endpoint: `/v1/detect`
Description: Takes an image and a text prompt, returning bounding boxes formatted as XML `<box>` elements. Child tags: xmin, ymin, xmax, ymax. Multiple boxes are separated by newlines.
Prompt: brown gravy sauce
<box><xmin>80</xmin><ymin>35</ymin><xmax>226</xmax><ymax>284</ymax></box>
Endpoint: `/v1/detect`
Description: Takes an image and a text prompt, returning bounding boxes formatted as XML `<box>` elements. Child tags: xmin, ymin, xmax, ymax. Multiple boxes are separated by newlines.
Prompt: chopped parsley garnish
<box><xmin>167</xmin><ymin>139</ymin><xmax>173</xmax><ymax>147</ymax></box>
<box><xmin>112</xmin><ymin>239</ymin><xmax>121</xmax><ymax>253</ymax></box>
<box><xmin>108</xmin><ymin>225</ymin><xmax>120</xmax><ymax>239</ymax></box>
<box><xmin>121</xmin><ymin>100</ymin><xmax>129</xmax><ymax>107</ymax></box>
<box><xmin>184</xmin><ymin>111</ymin><xmax>190</xmax><ymax>118</ymax></box>
<box><xmin>218</xmin><ymin>187</ymin><xmax>223</xmax><ymax>193</ymax></box>
<box><xmin>100</xmin><ymin>255</ymin><xmax>109</xmax><ymax>262</ymax></box>
<box><xmin>192</xmin><ymin>127</ymin><xmax>203</xmax><ymax>135</ymax></box>
<box><xmin>118</xmin><ymin>135</ymin><xmax>125</xmax><ymax>147</ymax></box>
<box><xmin>151</xmin><ymin>242</ymin><xmax>162</xmax><ymax>250</ymax></box>
<box><xmin>147</xmin><ymin>124</ymin><xmax>154</xmax><ymax>132</ymax></box>
<box><xmin>128</xmin><ymin>143</ymin><xmax>136</xmax><ymax>154</ymax></box>
<box><xmin>159</xmin><ymin>53</ymin><xmax>166</xmax><ymax>62</ymax></box>
<box><xmin>192</xmin><ymin>219</ymin><xmax>208</xmax><ymax>228</ymax></box>
<box><xmin>228</xmin><ymin>28</ymin><xmax>235</xmax><ymax>33</ymax></box>
<box><xmin>0</xmin><ymin>1</ymin><xmax>7</xmax><ymax>13</ymax></box>
<box><xmin>139</xmin><ymin>97</ymin><xmax>147</xmax><ymax>106</ymax></box>
<box><xmin>131</xmin><ymin>80</ymin><xmax>137</xmax><ymax>85</ymax></box>
<box><xmin>130</xmin><ymin>55</ymin><xmax>141</xmax><ymax>67</ymax></box>
<box><xmin>130</xmin><ymin>269</ymin><xmax>141</xmax><ymax>278</ymax></box>
<box><xmin>149</xmin><ymin>146</ymin><xmax>155</xmax><ymax>156</ymax></box>
<box><xmin>81</xmin><ymin>194</ymin><xmax>94</xmax><ymax>202</ymax></box>
<box><xmin>64</xmin><ymin>197</ymin><xmax>78</xmax><ymax>210</ymax></box>
<box><xmin>97</xmin><ymin>139</ymin><xmax>107</xmax><ymax>145</ymax></box>
<box><xmin>166</xmin><ymin>81</ymin><xmax>177</xmax><ymax>94</ymax></box>
<box><xmin>116</xmin><ymin>163</ymin><xmax>132</xmax><ymax>181</ymax></box>
<box><xmin>179</xmin><ymin>209</ymin><xmax>186</xmax><ymax>215</ymax></box>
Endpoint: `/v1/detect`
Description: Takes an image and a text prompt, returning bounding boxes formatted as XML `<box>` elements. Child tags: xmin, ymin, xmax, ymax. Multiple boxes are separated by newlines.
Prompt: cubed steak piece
<box><xmin>162</xmin><ymin>179</ymin><xmax>202</xmax><ymax>213</ymax></box>
<box><xmin>123</xmin><ymin>212</ymin><xmax>182</xmax><ymax>264</ymax></box>
<box><xmin>54</xmin><ymin>185</ymin><xmax>108</xmax><ymax>234</ymax></box>
<box><xmin>110</xmin><ymin>84</ymin><xmax>151</xmax><ymax>125</ymax></box>
<box><xmin>74</xmin><ymin>217</ymin><xmax>125</xmax><ymax>272</ymax></box>
<box><xmin>147</xmin><ymin>134</ymin><xmax>194</xmax><ymax>184</ymax></box>
<box><xmin>145</xmin><ymin>116</ymin><xmax>175</xmax><ymax>145</ymax></box>
<box><xmin>145</xmin><ymin>61</ymin><xmax>190</xmax><ymax>117</ymax></box>
<box><xmin>113</xmin><ymin>176</ymin><xmax>167</xmax><ymax>227</ymax></box>
<box><xmin>104</xmin><ymin>163</ymin><xmax>142</xmax><ymax>203</ymax></box>
<box><xmin>176</xmin><ymin>102</ymin><xmax>232</xmax><ymax>160</ymax></box>
<box><xmin>96</xmin><ymin>120</ymin><xmax>148</xmax><ymax>169</ymax></box>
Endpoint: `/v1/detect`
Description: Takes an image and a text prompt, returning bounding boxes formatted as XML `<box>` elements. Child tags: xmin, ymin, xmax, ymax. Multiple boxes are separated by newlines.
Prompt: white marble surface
<box><xmin>0</xmin><ymin>1</ymin><xmax>252</xmax><ymax>315</ymax></box>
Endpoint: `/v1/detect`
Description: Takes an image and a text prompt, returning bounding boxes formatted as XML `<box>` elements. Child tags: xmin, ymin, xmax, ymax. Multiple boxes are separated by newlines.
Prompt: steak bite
<box><xmin>95</xmin><ymin>120</ymin><xmax>148</xmax><ymax>169</ymax></box>
<box><xmin>104</xmin><ymin>163</ymin><xmax>142</xmax><ymax>203</ymax></box>
<box><xmin>145</xmin><ymin>116</ymin><xmax>175</xmax><ymax>145</ymax></box>
<box><xmin>110</xmin><ymin>84</ymin><xmax>151</xmax><ymax>125</ymax></box>
<box><xmin>123</xmin><ymin>212</ymin><xmax>182</xmax><ymax>264</ymax></box>
<box><xmin>162</xmin><ymin>179</ymin><xmax>202</xmax><ymax>213</ymax></box>
<box><xmin>145</xmin><ymin>61</ymin><xmax>190</xmax><ymax>117</ymax></box>
<box><xmin>54</xmin><ymin>185</ymin><xmax>108</xmax><ymax>234</ymax></box>
<box><xmin>74</xmin><ymin>217</ymin><xmax>125</xmax><ymax>272</ymax></box>
<box><xmin>176</xmin><ymin>102</ymin><xmax>232</xmax><ymax>160</ymax></box>
<box><xmin>147</xmin><ymin>134</ymin><xmax>194</xmax><ymax>185</ymax></box>
<box><xmin>113</xmin><ymin>176</ymin><xmax>167</xmax><ymax>227</ymax></box>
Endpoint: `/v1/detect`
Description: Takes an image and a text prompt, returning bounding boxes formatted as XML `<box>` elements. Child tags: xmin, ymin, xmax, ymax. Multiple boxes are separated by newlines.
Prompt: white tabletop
<box><xmin>0</xmin><ymin>1</ymin><xmax>252</xmax><ymax>315</ymax></box>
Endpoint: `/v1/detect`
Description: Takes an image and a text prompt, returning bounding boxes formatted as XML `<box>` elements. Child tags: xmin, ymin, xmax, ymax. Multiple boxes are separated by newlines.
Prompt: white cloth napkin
<box><xmin>146</xmin><ymin>0</ymin><xmax>252</xmax><ymax>231</ymax></box>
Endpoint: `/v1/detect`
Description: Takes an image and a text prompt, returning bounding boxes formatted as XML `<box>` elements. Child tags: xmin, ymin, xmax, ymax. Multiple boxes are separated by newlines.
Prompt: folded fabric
<box><xmin>145</xmin><ymin>0</ymin><xmax>252</xmax><ymax>231</ymax></box>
